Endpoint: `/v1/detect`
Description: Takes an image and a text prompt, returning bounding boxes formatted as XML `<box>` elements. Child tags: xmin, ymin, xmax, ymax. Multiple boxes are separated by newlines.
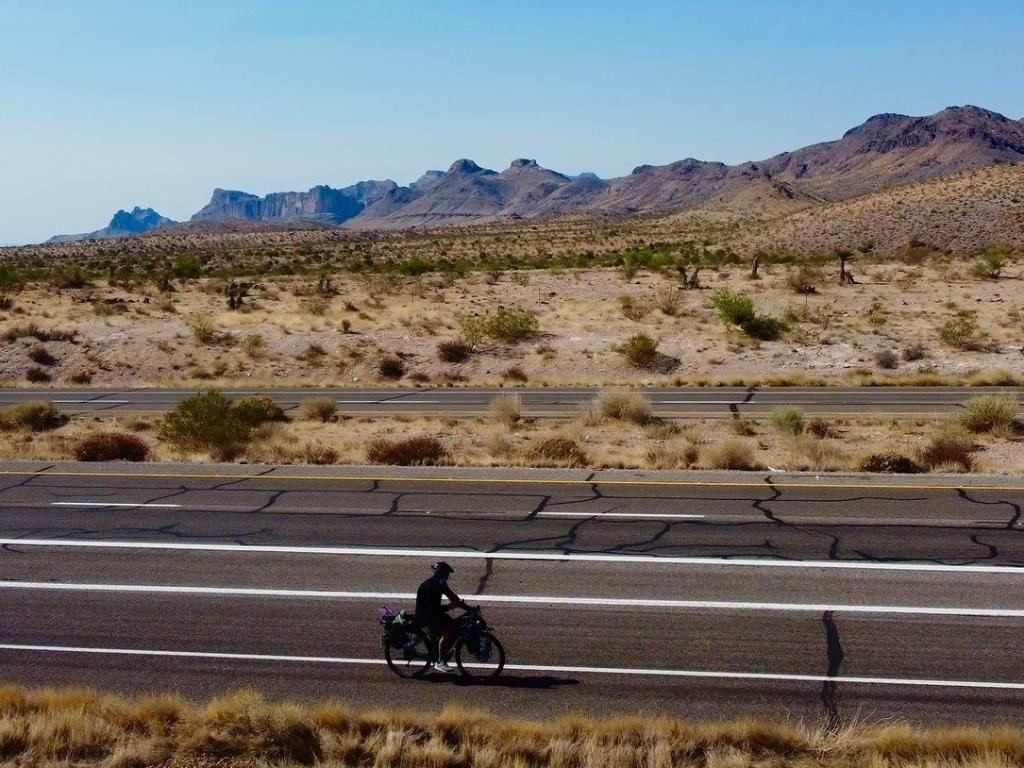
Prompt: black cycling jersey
<box><xmin>416</xmin><ymin>576</ymin><xmax>462</xmax><ymax>623</ymax></box>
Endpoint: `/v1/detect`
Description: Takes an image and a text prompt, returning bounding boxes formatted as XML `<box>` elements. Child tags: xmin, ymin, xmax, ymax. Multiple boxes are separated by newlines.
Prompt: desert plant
<box><xmin>303</xmin><ymin>296</ymin><xmax>329</xmax><ymax>316</ymax></box>
<box><xmin>231</xmin><ymin>396</ymin><xmax>286</xmax><ymax>428</ymax></box>
<box><xmin>918</xmin><ymin>425</ymin><xmax>974</xmax><ymax>472</ymax></box>
<box><xmin>437</xmin><ymin>339</ymin><xmax>473</xmax><ymax>363</ymax></box>
<box><xmin>300</xmin><ymin>443</ymin><xmax>339</xmax><ymax>465</ymax></box>
<box><xmin>378</xmin><ymin>354</ymin><xmax>406</xmax><ymax>379</ymax></box>
<box><xmin>787</xmin><ymin>264</ymin><xmax>821</xmax><ymax>294</ymax></box>
<box><xmin>596</xmin><ymin>389</ymin><xmax>653</xmax><ymax>424</ymax></box>
<box><xmin>902</xmin><ymin>343</ymin><xmax>926</xmax><ymax>362</ymax></box>
<box><xmin>26</xmin><ymin>366</ymin><xmax>50</xmax><ymax>383</ymax></box>
<box><xmin>769</xmin><ymin>407</ymin><xmax>804</xmax><ymax>436</ymax></box>
<box><xmin>458</xmin><ymin>307</ymin><xmax>539</xmax><ymax>345</ymax></box>
<box><xmin>489</xmin><ymin>394</ymin><xmax>522</xmax><ymax>428</ymax></box>
<box><xmin>527</xmin><ymin>436</ymin><xmax>587</xmax><ymax>467</ymax></box>
<box><xmin>502</xmin><ymin>365</ymin><xmax>529</xmax><ymax>382</ymax></box>
<box><xmin>299</xmin><ymin>396</ymin><xmax>336</xmax><ymax>422</ymax></box>
<box><xmin>646</xmin><ymin>440</ymin><xmax>700</xmax><ymax>469</ymax></box>
<box><xmin>856</xmin><ymin>452</ymin><xmax>923</xmax><ymax>474</ymax></box>
<box><xmin>0</xmin><ymin>401</ymin><xmax>66</xmax><ymax>431</ymax></box>
<box><xmin>171</xmin><ymin>255</ymin><xmax>203</xmax><ymax>279</ymax></box>
<box><xmin>157</xmin><ymin>390</ymin><xmax>251</xmax><ymax>452</ymax></box>
<box><xmin>619</xmin><ymin>294</ymin><xmax>652</xmax><ymax>321</ymax></box>
<box><xmin>366</xmin><ymin>436</ymin><xmax>446</xmax><ymax>465</ymax></box>
<box><xmin>655</xmin><ymin>286</ymin><xmax>683</xmax><ymax>316</ymax></box>
<box><xmin>953</xmin><ymin>394</ymin><xmax>1017</xmax><ymax>435</ymax></box>
<box><xmin>74</xmin><ymin>431</ymin><xmax>151</xmax><ymax>462</ymax></box>
<box><xmin>616</xmin><ymin>334</ymin><xmax>660</xmax><ymax>369</ymax></box>
<box><xmin>710</xmin><ymin>290</ymin><xmax>787</xmax><ymax>340</ymax></box>
<box><xmin>187</xmin><ymin>313</ymin><xmax>218</xmax><ymax>345</ymax></box>
<box><xmin>28</xmin><ymin>346</ymin><xmax>57</xmax><ymax>366</ymax></box>
<box><xmin>805</xmin><ymin>417</ymin><xmax>834</xmax><ymax>439</ymax></box>
<box><xmin>938</xmin><ymin>310</ymin><xmax>980</xmax><ymax>350</ymax></box>
<box><xmin>728</xmin><ymin>414</ymin><xmax>757</xmax><ymax>436</ymax></box>
<box><xmin>700</xmin><ymin>439</ymin><xmax>761</xmax><ymax>470</ymax></box>
<box><xmin>968</xmin><ymin>247</ymin><xmax>1007</xmax><ymax>280</ymax></box>
<box><xmin>875</xmin><ymin>350</ymin><xmax>899</xmax><ymax>370</ymax></box>
<box><xmin>241</xmin><ymin>334</ymin><xmax>266</xmax><ymax>359</ymax></box>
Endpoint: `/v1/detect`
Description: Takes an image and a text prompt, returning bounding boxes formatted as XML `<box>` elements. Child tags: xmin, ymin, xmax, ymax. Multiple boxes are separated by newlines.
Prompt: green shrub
<box><xmin>953</xmin><ymin>394</ymin><xmax>1017</xmax><ymax>435</ymax></box>
<box><xmin>968</xmin><ymin>248</ymin><xmax>1006</xmax><ymax>280</ymax></box>
<box><xmin>231</xmin><ymin>396</ymin><xmax>286</xmax><ymax>428</ymax></box>
<box><xmin>366</xmin><ymin>436</ymin><xmax>446</xmax><ymax>465</ymax></box>
<box><xmin>157</xmin><ymin>391</ymin><xmax>250</xmax><ymax>452</ymax></box>
<box><xmin>299</xmin><ymin>396</ymin><xmax>336</xmax><ymax>422</ymax></box>
<box><xmin>458</xmin><ymin>308</ymin><xmax>539</xmax><ymax>345</ymax></box>
<box><xmin>938</xmin><ymin>310</ymin><xmax>980</xmax><ymax>350</ymax></box>
<box><xmin>769</xmin><ymin>407</ymin><xmax>805</xmax><ymax>436</ymax></box>
<box><xmin>711</xmin><ymin>290</ymin><xmax>787</xmax><ymax>340</ymax></box>
<box><xmin>172</xmin><ymin>255</ymin><xmax>203</xmax><ymax>280</ymax></box>
<box><xmin>616</xmin><ymin>334</ymin><xmax>659</xmax><ymax>369</ymax></box>
<box><xmin>74</xmin><ymin>431</ymin><xmax>150</xmax><ymax>462</ymax></box>
<box><xmin>0</xmin><ymin>401</ymin><xmax>66</xmax><ymax>432</ymax></box>
<box><xmin>396</xmin><ymin>256</ymin><xmax>432</xmax><ymax>276</ymax></box>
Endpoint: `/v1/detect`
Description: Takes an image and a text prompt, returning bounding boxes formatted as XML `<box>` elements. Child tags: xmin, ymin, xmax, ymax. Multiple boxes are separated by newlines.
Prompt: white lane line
<box><xmin>3</xmin><ymin>581</ymin><xmax>1023</xmax><ymax>618</ymax></box>
<box><xmin>2</xmin><ymin>538</ymin><xmax>1023</xmax><ymax>575</ymax></box>
<box><xmin>536</xmin><ymin>512</ymin><xmax>704</xmax><ymax>520</ymax></box>
<box><xmin>0</xmin><ymin>643</ymin><xmax>1020</xmax><ymax>690</ymax></box>
<box><xmin>51</xmin><ymin>502</ymin><xmax>181</xmax><ymax>509</ymax></box>
<box><xmin>51</xmin><ymin>400</ymin><xmax>131</xmax><ymax>404</ymax></box>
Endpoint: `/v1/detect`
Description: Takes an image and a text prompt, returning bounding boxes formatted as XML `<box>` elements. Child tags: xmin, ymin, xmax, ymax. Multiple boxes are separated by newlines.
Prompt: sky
<box><xmin>1</xmin><ymin>0</ymin><xmax>1023</xmax><ymax>245</ymax></box>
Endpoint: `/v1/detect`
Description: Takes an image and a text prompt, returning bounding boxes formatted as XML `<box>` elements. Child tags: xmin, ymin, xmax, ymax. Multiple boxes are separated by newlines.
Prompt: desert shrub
<box><xmin>953</xmin><ymin>394</ymin><xmax>1017</xmax><ymax>435</ymax></box>
<box><xmin>616</xmin><ymin>334</ymin><xmax>659</xmax><ymax>369</ymax></box>
<box><xmin>700</xmin><ymin>439</ymin><xmax>761</xmax><ymax>470</ymax></box>
<box><xmin>710</xmin><ymin>290</ymin><xmax>787</xmax><ymax>340</ymax></box>
<box><xmin>28</xmin><ymin>346</ymin><xmax>57</xmax><ymax>366</ymax></box>
<box><xmin>968</xmin><ymin>248</ymin><xmax>1006</xmax><ymax>280</ymax></box>
<box><xmin>489</xmin><ymin>395</ymin><xmax>522</xmax><ymax>428</ymax></box>
<box><xmin>172</xmin><ymin>255</ymin><xmax>203</xmax><ymax>279</ymax></box>
<box><xmin>52</xmin><ymin>262</ymin><xmax>90</xmax><ymax>288</ymax></box>
<box><xmin>73</xmin><ymin>431</ymin><xmax>150</xmax><ymax>462</ymax></box>
<box><xmin>527</xmin><ymin>436</ymin><xmax>588</xmax><ymax>467</ymax></box>
<box><xmin>729</xmin><ymin>415</ymin><xmax>757</xmax><ymax>436</ymax></box>
<box><xmin>300</xmin><ymin>443</ymin><xmax>339</xmax><ymax>465</ymax></box>
<box><xmin>655</xmin><ymin>286</ymin><xmax>683</xmax><ymax>316</ymax></box>
<box><xmin>938</xmin><ymin>310</ymin><xmax>980</xmax><ymax>350</ymax></box>
<box><xmin>806</xmin><ymin>418</ymin><xmax>834</xmax><ymax>439</ymax></box>
<box><xmin>875</xmin><ymin>350</ymin><xmax>898</xmax><ymax>370</ymax></box>
<box><xmin>26</xmin><ymin>366</ymin><xmax>51</xmax><ymax>383</ymax></box>
<box><xmin>187</xmin><ymin>313</ymin><xmax>218</xmax><ymax>345</ymax></box>
<box><xmin>0</xmin><ymin>401</ymin><xmax>67</xmax><ymax>431</ymax></box>
<box><xmin>856</xmin><ymin>452</ymin><xmax>923</xmax><ymax>474</ymax></box>
<box><xmin>231</xmin><ymin>396</ymin><xmax>286</xmax><ymax>428</ymax></box>
<box><xmin>596</xmin><ymin>389</ymin><xmax>653</xmax><ymax>424</ymax></box>
<box><xmin>299</xmin><ymin>396</ymin><xmax>336</xmax><ymax>422</ymax></box>
<box><xmin>241</xmin><ymin>334</ymin><xmax>266</xmax><ymax>359</ymax></box>
<box><xmin>378</xmin><ymin>355</ymin><xmax>406</xmax><ymax>379</ymax></box>
<box><xmin>69</xmin><ymin>370</ymin><xmax>94</xmax><ymax>384</ymax></box>
<box><xmin>157</xmin><ymin>391</ymin><xmax>251</xmax><ymax>452</ymax></box>
<box><xmin>969</xmin><ymin>368</ymin><xmax>1021</xmax><ymax>386</ymax></box>
<box><xmin>303</xmin><ymin>296</ymin><xmax>329</xmax><ymax>316</ymax></box>
<box><xmin>437</xmin><ymin>339</ymin><xmax>472</xmax><ymax>363</ymax></box>
<box><xmin>366</xmin><ymin>436</ymin><xmax>446</xmax><ymax>465</ymax></box>
<box><xmin>918</xmin><ymin>426</ymin><xmax>974</xmax><ymax>472</ymax></box>
<box><xmin>502</xmin><ymin>365</ymin><xmax>528</xmax><ymax>382</ymax></box>
<box><xmin>2</xmin><ymin>323</ymin><xmax>76</xmax><ymax>343</ymax></box>
<box><xmin>459</xmin><ymin>307</ymin><xmax>539</xmax><ymax>345</ymax></box>
<box><xmin>619</xmin><ymin>294</ymin><xmax>652</xmax><ymax>321</ymax></box>
<box><xmin>396</xmin><ymin>256</ymin><xmax>432</xmax><ymax>276</ymax></box>
<box><xmin>646</xmin><ymin>440</ymin><xmax>700</xmax><ymax>469</ymax></box>
<box><xmin>769</xmin><ymin>407</ymin><xmax>804</xmax><ymax>436</ymax></box>
<box><xmin>902</xmin><ymin>343</ymin><xmax>926</xmax><ymax>362</ymax></box>
<box><xmin>787</xmin><ymin>264</ymin><xmax>821</xmax><ymax>294</ymax></box>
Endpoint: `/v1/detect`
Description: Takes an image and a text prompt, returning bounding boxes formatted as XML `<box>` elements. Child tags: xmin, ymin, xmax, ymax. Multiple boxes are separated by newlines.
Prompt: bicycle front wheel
<box><xmin>384</xmin><ymin>628</ymin><xmax>433</xmax><ymax>678</ymax></box>
<box><xmin>455</xmin><ymin>631</ymin><xmax>505</xmax><ymax>681</ymax></box>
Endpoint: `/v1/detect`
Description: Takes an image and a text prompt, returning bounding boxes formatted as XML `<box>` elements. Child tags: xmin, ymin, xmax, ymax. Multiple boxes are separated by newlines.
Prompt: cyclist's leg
<box><xmin>438</xmin><ymin>615</ymin><xmax>457</xmax><ymax>661</ymax></box>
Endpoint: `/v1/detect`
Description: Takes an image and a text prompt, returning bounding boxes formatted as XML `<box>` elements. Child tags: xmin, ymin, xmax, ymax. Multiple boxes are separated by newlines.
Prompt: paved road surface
<box><xmin>0</xmin><ymin>465</ymin><xmax>1022</xmax><ymax>724</ymax></box>
<box><xmin>0</xmin><ymin>386</ymin><xmax>1020</xmax><ymax>418</ymax></box>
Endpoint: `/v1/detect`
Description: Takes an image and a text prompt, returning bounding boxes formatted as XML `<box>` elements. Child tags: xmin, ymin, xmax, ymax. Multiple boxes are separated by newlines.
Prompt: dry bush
<box><xmin>485</xmin><ymin>428</ymin><xmax>516</xmax><ymax>458</ymax></box>
<box><xmin>655</xmin><ymin>286</ymin><xmax>683</xmax><ymax>316</ymax></box>
<box><xmin>187</xmin><ymin>312</ymin><xmax>218</xmax><ymax>344</ymax></box>
<box><xmin>0</xmin><ymin>401</ymin><xmax>66</xmax><ymax>432</ymax></box>
<box><xmin>437</xmin><ymin>339</ymin><xmax>472</xmax><ymax>363</ymax></box>
<box><xmin>856</xmin><ymin>452</ymin><xmax>924</xmax><ymax>474</ymax></box>
<box><xmin>902</xmin><ymin>343</ymin><xmax>926</xmax><ymax>362</ymax></box>
<box><xmin>769</xmin><ymin>407</ymin><xmax>804</xmax><ymax>436</ymax></box>
<box><xmin>73</xmin><ymin>431</ymin><xmax>150</xmax><ymax>462</ymax></box>
<box><xmin>729</xmin><ymin>415</ymin><xmax>757</xmax><ymax>436</ymax></box>
<box><xmin>700</xmin><ymin>439</ymin><xmax>761</xmax><ymax>470</ymax></box>
<box><xmin>489</xmin><ymin>394</ymin><xmax>522</xmax><ymax>428</ymax></box>
<box><xmin>502</xmin><ymin>365</ymin><xmax>529</xmax><ymax>382</ymax></box>
<box><xmin>527</xmin><ymin>436</ymin><xmax>587</xmax><ymax>467</ymax></box>
<box><xmin>299</xmin><ymin>396</ymin><xmax>336</xmax><ymax>422</ymax></box>
<box><xmin>646</xmin><ymin>439</ymin><xmax>700</xmax><ymax>469</ymax></box>
<box><xmin>618</xmin><ymin>294</ymin><xmax>652</xmax><ymax>321</ymax></box>
<box><xmin>28</xmin><ymin>345</ymin><xmax>57</xmax><ymax>366</ymax></box>
<box><xmin>241</xmin><ymin>333</ymin><xmax>266</xmax><ymax>359</ymax></box>
<box><xmin>596</xmin><ymin>389</ymin><xmax>653</xmax><ymax>424</ymax></box>
<box><xmin>300</xmin><ymin>443</ymin><xmax>339</xmax><ymax>465</ymax></box>
<box><xmin>806</xmin><ymin>417</ymin><xmax>834</xmax><ymax>438</ymax></box>
<box><xmin>26</xmin><ymin>365</ymin><xmax>51</xmax><ymax>383</ymax></box>
<box><xmin>918</xmin><ymin>426</ymin><xmax>975</xmax><ymax>472</ymax></box>
<box><xmin>378</xmin><ymin>355</ymin><xmax>406</xmax><ymax>380</ymax></box>
<box><xmin>787</xmin><ymin>436</ymin><xmax>848</xmax><ymax>471</ymax></box>
<box><xmin>366</xmin><ymin>436</ymin><xmax>446</xmax><ymax>466</ymax></box>
<box><xmin>232</xmin><ymin>396</ymin><xmax>286</xmax><ymax>427</ymax></box>
<box><xmin>953</xmin><ymin>394</ymin><xmax>1017</xmax><ymax>435</ymax></box>
<box><xmin>875</xmin><ymin>349</ymin><xmax>898</xmax><ymax>369</ymax></box>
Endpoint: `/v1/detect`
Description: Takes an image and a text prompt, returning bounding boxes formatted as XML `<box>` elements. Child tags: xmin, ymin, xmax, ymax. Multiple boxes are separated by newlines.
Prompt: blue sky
<box><xmin>2</xmin><ymin>0</ymin><xmax>1022</xmax><ymax>244</ymax></box>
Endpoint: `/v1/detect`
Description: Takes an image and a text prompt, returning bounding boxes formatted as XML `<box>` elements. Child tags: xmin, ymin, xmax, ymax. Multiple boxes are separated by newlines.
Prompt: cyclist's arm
<box><xmin>441</xmin><ymin>583</ymin><xmax>465</xmax><ymax>610</ymax></box>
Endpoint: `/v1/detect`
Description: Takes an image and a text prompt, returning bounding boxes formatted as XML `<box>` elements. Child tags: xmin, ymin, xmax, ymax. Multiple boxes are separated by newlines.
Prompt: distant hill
<box><xmin>48</xmin><ymin>207</ymin><xmax>175</xmax><ymax>243</ymax></box>
<box><xmin>45</xmin><ymin>105</ymin><xmax>1024</xmax><ymax>241</ymax></box>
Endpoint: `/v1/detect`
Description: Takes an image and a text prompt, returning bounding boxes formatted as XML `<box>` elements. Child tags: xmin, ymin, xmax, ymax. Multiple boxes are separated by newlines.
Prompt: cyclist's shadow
<box><xmin>425</xmin><ymin>673</ymin><xmax>579</xmax><ymax>690</ymax></box>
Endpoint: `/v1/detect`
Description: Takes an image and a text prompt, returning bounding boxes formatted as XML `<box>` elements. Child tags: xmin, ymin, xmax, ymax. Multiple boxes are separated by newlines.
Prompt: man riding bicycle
<box><xmin>415</xmin><ymin>561</ymin><xmax>466</xmax><ymax>674</ymax></box>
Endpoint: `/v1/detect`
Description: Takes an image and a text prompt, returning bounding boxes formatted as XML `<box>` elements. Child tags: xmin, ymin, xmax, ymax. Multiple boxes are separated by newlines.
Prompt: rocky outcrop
<box><xmin>47</xmin><ymin>207</ymin><xmax>175</xmax><ymax>243</ymax></box>
<box><xmin>191</xmin><ymin>181</ymin><xmax>399</xmax><ymax>225</ymax></box>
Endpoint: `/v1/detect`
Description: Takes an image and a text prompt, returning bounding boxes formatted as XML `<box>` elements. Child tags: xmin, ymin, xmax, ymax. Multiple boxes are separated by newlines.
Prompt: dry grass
<box><xmin>596</xmin><ymin>389</ymin><xmax>653</xmax><ymax>424</ymax></box>
<box><xmin>953</xmin><ymin>394</ymin><xmax>1018</xmax><ymax>436</ymax></box>
<box><xmin>298</xmin><ymin>395</ymin><xmax>336</xmax><ymax>422</ymax></box>
<box><xmin>365</xmin><ymin>435</ymin><xmax>447</xmax><ymax>466</ymax></box>
<box><xmin>700</xmin><ymin>439</ymin><xmax>762</xmax><ymax>470</ymax></box>
<box><xmin>0</xmin><ymin>684</ymin><xmax>1021</xmax><ymax>768</ymax></box>
<box><xmin>489</xmin><ymin>394</ymin><xmax>522</xmax><ymax>428</ymax></box>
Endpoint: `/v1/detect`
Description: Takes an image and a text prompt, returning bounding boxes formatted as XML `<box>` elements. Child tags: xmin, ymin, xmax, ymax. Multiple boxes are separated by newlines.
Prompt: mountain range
<box><xmin>47</xmin><ymin>105</ymin><xmax>1024</xmax><ymax>243</ymax></box>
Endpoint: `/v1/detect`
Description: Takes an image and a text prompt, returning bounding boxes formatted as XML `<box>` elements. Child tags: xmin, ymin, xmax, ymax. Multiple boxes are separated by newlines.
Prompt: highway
<box><xmin>0</xmin><ymin>385</ymin><xmax>1021</xmax><ymax>419</ymax></box>
<box><xmin>0</xmin><ymin>462</ymin><xmax>1022</xmax><ymax>724</ymax></box>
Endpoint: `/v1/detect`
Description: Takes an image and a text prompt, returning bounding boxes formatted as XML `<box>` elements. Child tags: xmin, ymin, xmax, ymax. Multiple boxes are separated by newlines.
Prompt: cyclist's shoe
<box><xmin>431</xmin><ymin>661</ymin><xmax>456</xmax><ymax>674</ymax></box>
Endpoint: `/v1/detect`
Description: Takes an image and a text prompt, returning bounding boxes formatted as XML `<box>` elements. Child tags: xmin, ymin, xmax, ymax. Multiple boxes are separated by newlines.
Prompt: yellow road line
<box><xmin>0</xmin><ymin>469</ymin><xmax>1021</xmax><ymax>492</ymax></box>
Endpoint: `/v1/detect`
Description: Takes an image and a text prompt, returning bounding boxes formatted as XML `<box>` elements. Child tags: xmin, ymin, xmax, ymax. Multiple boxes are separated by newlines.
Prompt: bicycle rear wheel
<box><xmin>384</xmin><ymin>628</ymin><xmax>433</xmax><ymax>678</ymax></box>
<box><xmin>455</xmin><ymin>631</ymin><xmax>505</xmax><ymax>681</ymax></box>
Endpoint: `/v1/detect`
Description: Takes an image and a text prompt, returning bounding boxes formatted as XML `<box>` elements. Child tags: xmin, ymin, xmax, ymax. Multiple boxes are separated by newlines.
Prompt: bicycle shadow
<box><xmin>425</xmin><ymin>673</ymin><xmax>579</xmax><ymax>690</ymax></box>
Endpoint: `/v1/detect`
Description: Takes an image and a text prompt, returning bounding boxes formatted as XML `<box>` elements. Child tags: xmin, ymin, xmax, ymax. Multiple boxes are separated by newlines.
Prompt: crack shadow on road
<box><xmin>821</xmin><ymin>610</ymin><xmax>845</xmax><ymax>730</ymax></box>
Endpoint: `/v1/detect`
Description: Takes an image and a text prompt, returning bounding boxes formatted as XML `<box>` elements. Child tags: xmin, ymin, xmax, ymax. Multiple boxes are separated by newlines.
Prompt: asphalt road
<box><xmin>0</xmin><ymin>465</ymin><xmax>1022</xmax><ymax>725</ymax></box>
<box><xmin>0</xmin><ymin>385</ymin><xmax>1021</xmax><ymax>419</ymax></box>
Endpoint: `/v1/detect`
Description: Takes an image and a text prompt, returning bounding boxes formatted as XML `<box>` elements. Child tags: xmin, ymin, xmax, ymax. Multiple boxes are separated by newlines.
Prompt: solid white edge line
<box><xmin>1</xmin><ymin>538</ymin><xmax>1022</xmax><ymax>575</ymax></box>
<box><xmin>536</xmin><ymin>512</ymin><xmax>705</xmax><ymax>519</ymax></box>
<box><xmin>2</xmin><ymin>580</ymin><xmax>1023</xmax><ymax>618</ymax></box>
<box><xmin>0</xmin><ymin>643</ymin><xmax>1020</xmax><ymax>689</ymax></box>
<box><xmin>51</xmin><ymin>502</ymin><xmax>182</xmax><ymax>508</ymax></box>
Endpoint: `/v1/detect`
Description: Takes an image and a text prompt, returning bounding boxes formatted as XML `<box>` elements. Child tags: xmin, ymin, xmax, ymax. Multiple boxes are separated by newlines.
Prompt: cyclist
<box><xmin>415</xmin><ymin>561</ymin><xmax>465</xmax><ymax>673</ymax></box>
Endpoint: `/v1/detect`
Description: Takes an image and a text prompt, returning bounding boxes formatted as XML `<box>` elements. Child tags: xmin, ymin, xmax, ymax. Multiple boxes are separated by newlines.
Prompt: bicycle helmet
<box><xmin>431</xmin><ymin>561</ymin><xmax>455</xmax><ymax>576</ymax></box>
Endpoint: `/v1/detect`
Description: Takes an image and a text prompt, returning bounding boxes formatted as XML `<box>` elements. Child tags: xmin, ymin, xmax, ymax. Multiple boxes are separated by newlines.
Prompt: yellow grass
<box><xmin>0</xmin><ymin>685</ymin><xmax>1020</xmax><ymax>767</ymax></box>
